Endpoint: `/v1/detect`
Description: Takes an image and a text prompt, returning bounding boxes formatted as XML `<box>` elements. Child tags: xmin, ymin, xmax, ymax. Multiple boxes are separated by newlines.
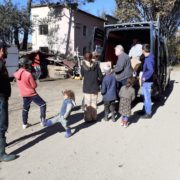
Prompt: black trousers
<box><xmin>0</xmin><ymin>97</ymin><xmax>8</xmax><ymax>138</ymax></box>
<box><xmin>104</xmin><ymin>100</ymin><xmax>115</xmax><ymax>118</ymax></box>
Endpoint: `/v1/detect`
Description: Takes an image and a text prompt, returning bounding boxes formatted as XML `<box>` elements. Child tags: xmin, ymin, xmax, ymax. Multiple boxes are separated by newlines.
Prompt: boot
<box><xmin>65</xmin><ymin>129</ymin><xmax>72</xmax><ymax>138</ymax></box>
<box><xmin>103</xmin><ymin>111</ymin><xmax>109</xmax><ymax>121</ymax></box>
<box><xmin>111</xmin><ymin>113</ymin><xmax>116</xmax><ymax>122</ymax></box>
<box><xmin>0</xmin><ymin>138</ymin><xmax>16</xmax><ymax>162</ymax></box>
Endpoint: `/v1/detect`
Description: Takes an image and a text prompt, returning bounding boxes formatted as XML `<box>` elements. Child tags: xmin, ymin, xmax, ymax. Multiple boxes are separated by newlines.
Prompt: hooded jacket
<box><xmin>101</xmin><ymin>73</ymin><xmax>117</xmax><ymax>102</ymax></box>
<box><xmin>0</xmin><ymin>59</ymin><xmax>11</xmax><ymax>98</ymax></box>
<box><xmin>81</xmin><ymin>60</ymin><xmax>103</xmax><ymax>94</ymax></box>
<box><xmin>14</xmin><ymin>68</ymin><xmax>37</xmax><ymax>97</ymax></box>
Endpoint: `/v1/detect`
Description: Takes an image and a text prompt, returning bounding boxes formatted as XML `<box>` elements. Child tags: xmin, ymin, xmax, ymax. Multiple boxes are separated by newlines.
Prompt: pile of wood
<box><xmin>47</xmin><ymin>65</ymin><xmax>68</xmax><ymax>79</ymax></box>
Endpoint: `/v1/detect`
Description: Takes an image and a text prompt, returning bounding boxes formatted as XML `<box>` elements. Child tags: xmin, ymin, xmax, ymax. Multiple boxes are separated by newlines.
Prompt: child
<box><xmin>45</xmin><ymin>90</ymin><xmax>75</xmax><ymax>138</ymax></box>
<box><xmin>14</xmin><ymin>57</ymin><xmax>46</xmax><ymax>129</ymax></box>
<box><xmin>119</xmin><ymin>77</ymin><xmax>135</xmax><ymax>127</ymax></box>
<box><xmin>101</xmin><ymin>65</ymin><xmax>117</xmax><ymax>121</ymax></box>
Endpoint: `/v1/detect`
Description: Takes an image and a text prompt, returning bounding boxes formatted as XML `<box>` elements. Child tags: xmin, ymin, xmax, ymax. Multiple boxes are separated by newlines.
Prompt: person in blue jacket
<box><xmin>45</xmin><ymin>90</ymin><xmax>76</xmax><ymax>138</ymax></box>
<box><xmin>101</xmin><ymin>65</ymin><xmax>117</xmax><ymax>122</ymax></box>
<box><xmin>141</xmin><ymin>44</ymin><xmax>155</xmax><ymax>119</ymax></box>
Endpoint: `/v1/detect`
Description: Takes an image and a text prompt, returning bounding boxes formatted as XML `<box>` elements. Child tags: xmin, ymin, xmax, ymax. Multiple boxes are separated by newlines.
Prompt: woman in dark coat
<box><xmin>81</xmin><ymin>52</ymin><xmax>103</xmax><ymax>122</ymax></box>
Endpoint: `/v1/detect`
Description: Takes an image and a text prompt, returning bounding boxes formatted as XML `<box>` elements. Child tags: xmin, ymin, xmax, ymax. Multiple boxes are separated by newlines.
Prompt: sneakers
<box><xmin>40</xmin><ymin>118</ymin><xmax>46</xmax><ymax>127</ymax></box>
<box><xmin>65</xmin><ymin>129</ymin><xmax>72</xmax><ymax>138</ymax></box>
<box><xmin>22</xmin><ymin>123</ymin><xmax>31</xmax><ymax>129</ymax></box>
<box><xmin>123</xmin><ymin>121</ymin><xmax>129</xmax><ymax>128</ymax></box>
<box><xmin>103</xmin><ymin>117</ymin><xmax>108</xmax><ymax>121</ymax></box>
<box><xmin>120</xmin><ymin>121</ymin><xmax>124</xmax><ymax>126</ymax></box>
<box><xmin>120</xmin><ymin>120</ymin><xmax>129</xmax><ymax>128</ymax></box>
<box><xmin>111</xmin><ymin>116</ymin><xmax>116</xmax><ymax>122</ymax></box>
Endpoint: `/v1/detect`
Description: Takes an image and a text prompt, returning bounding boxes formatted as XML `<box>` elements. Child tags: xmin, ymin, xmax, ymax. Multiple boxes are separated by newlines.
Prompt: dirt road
<box><xmin>1</xmin><ymin>69</ymin><xmax>180</xmax><ymax>180</ymax></box>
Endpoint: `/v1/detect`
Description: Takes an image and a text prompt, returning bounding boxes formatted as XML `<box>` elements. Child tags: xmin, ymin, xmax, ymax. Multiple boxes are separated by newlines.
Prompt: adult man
<box><xmin>0</xmin><ymin>39</ymin><xmax>16</xmax><ymax>161</ymax></box>
<box><xmin>141</xmin><ymin>44</ymin><xmax>154</xmax><ymax>119</ymax></box>
<box><xmin>114</xmin><ymin>45</ymin><xmax>133</xmax><ymax>93</ymax></box>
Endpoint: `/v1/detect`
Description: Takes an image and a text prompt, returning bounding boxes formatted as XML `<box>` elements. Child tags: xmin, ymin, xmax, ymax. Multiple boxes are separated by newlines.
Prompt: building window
<box><xmin>39</xmin><ymin>25</ymin><xmax>48</xmax><ymax>35</ymax></box>
<box><xmin>83</xmin><ymin>25</ymin><xmax>87</xmax><ymax>36</ymax></box>
<box><xmin>83</xmin><ymin>47</ymin><xmax>86</xmax><ymax>55</ymax></box>
<box><xmin>39</xmin><ymin>47</ymin><xmax>49</xmax><ymax>53</ymax></box>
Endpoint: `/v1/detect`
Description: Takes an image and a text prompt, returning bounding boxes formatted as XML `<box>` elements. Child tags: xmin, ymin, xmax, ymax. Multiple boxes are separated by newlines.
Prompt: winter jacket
<box><xmin>142</xmin><ymin>53</ymin><xmax>154</xmax><ymax>82</ymax></box>
<box><xmin>101</xmin><ymin>73</ymin><xmax>117</xmax><ymax>102</ymax></box>
<box><xmin>119</xmin><ymin>85</ymin><xmax>135</xmax><ymax>102</ymax></box>
<box><xmin>0</xmin><ymin>60</ymin><xmax>11</xmax><ymax>98</ymax></box>
<box><xmin>14</xmin><ymin>68</ymin><xmax>37</xmax><ymax>97</ymax></box>
<box><xmin>60</xmin><ymin>98</ymin><xmax>75</xmax><ymax>119</ymax></box>
<box><xmin>114</xmin><ymin>52</ymin><xmax>133</xmax><ymax>81</ymax></box>
<box><xmin>81</xmin><ymin>60</ymin><xmax>103</xmax><ymax>94</ymax></box>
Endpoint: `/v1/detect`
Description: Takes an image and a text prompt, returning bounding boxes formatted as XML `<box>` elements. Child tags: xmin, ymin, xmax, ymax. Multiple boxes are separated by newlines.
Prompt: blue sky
<box><xmin>0</xmin><ymin>0</ymin><xmax>116</xmax><ymax>42</ymax></box>
<box><xmin>0</xmin><ymin>0</ymin><xmax>116</xmax><ymax>16</ymax></box>
<box><xmin>80</xmin><ymin>0</ymin><xmax>116</xmax><ymax>16</ymax></box>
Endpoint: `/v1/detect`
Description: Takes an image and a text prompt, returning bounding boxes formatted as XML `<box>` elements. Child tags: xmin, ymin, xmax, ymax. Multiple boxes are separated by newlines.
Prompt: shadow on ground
<box><xmin>130</xmin><ymin>80</ymin><xmax>175</xmax><ymax>125</ymax></box>
<box><xmin>7</xmin><ymin>108</ymin><xmax>104</xmax><ymax>155</ymax></box>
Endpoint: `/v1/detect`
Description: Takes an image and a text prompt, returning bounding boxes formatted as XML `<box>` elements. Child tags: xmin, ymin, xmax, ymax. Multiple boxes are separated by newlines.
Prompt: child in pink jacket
<box><xmin>14</xmin><ymin>57</ymin><xmax>46</xmax><ymax>129</ymax></box>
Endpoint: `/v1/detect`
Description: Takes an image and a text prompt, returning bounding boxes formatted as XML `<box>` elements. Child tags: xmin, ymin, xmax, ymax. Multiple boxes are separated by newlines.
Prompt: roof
<box><xmin>31</xmin><ymin>3</ymin><xmax>105</xmax><ymax>22</ymax></box>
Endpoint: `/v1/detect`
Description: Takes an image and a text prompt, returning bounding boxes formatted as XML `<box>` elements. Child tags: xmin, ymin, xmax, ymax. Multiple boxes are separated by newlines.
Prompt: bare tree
<box><xmin>115</xmin><ymin>0</ymin><xmax>180</xmax><ymax>38</ymax></box>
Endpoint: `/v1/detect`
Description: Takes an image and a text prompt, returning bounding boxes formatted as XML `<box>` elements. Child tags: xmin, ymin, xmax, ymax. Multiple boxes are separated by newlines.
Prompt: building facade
<box><xmin>31</xmin><ymin>4</ymin><xmax>105</xmax><ymax>55</ymax></box>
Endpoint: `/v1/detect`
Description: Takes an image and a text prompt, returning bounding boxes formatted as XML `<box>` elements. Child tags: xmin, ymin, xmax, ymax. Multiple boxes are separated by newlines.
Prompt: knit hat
<box><xmin>103</xmin><ymin>65</ymin><xmax>111</xmax><ymax>74</ymax></box>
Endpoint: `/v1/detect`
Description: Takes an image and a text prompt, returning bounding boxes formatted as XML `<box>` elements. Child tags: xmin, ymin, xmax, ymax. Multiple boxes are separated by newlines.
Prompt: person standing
<box><xmin>119</xmin><ymin>77</ymin><xmax>135</xmax><ymax>127</ymax></box>
<box><xmin>141</xmin><ymin>44</ymin><xmax>155</xmax><ymax>119</ymax></box>
<box><xmin>81</xmin><ymin>52</ymin><xmax>103</xmax><ymax>122</ymax></box>
<box><xmin>14</xmin><ymin>57</ymin><xmax>46</xmax><ymax>129</ymax></box>
<box><xmin>114</xmin><ymin>45</ymin><xmax>133</xmax><ymax>94</ymax></box>
<box><xmin>101</xmin><ymin>65</ymin><xmax>117</xmax><ymax>122</ymax></box>
<box><xmin>32</xmin><ymin>50</ymin><xmax>41</xmax><ymax>80</ymax></box>
<box><xmin>0</xmin><ymin>39</ymin><xmax>16</xmax><ymax>162</ymax></box>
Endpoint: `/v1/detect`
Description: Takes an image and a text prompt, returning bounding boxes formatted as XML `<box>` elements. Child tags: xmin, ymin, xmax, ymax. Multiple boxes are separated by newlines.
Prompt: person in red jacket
<box><xmin>32</xmin><ymin>50</ymin><xmax>41</xmax><ymax>80</ymax></box>
<box><xmin>14</xmin><ymin>57</ymin><xmax>46</xmax><ymax>129</ymax></box>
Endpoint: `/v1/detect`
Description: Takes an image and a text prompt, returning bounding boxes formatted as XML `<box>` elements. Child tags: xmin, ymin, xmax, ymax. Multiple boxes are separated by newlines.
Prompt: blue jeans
<box><xmin>142</xmin><ymin>82</ymin><xmax>153</xmax><ymax>115</ymax></box>
<box><xmin>122</xmin><ymin>115</ymin><xmax>128</xmax><ymax>122</ymax></box>
<box><xmin>23</xmin><ymin>94</ymin><xmax>46</xmax><ymax>125</ymax></box>
<box><xmin>46</xmin><ymin>115</ymin><xmax>69</xmax><ymax>130</ymax></box>
<box><xmin>0</xmin><ymin>97</ymin><xmax>8</xmax><ymax>138</ymax></box>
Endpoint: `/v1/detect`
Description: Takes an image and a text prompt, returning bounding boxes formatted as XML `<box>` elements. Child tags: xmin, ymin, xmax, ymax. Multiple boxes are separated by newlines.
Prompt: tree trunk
<box><xmin>22</xmin><ymin>0</ymin><xmax>32</xmax><ymax>50</ymax></box>
<box><xmin>14</xmin><ymin>28</ymin><xmax>20</xmax><ymax>50</ymax></box>
<box><xmin>65</xmin><ymin>8</ymin><xmax>73</xmax><ymax>56</ymax></box>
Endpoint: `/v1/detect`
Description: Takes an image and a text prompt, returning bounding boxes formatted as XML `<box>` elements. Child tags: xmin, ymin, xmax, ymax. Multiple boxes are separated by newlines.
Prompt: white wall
<box><xmin>31</xmin><ymin>5</ymin><xmax>104</xmax><ymax>55</ymax></box>
<box><xmin>74</xmin><ymin>10</ymin><xmax>104</xmax><ymax>55</ymax></box>
<box><xmin>32</xmin><ymin>6</ymin><xmax>75</xmax><ymax>54</ymax></box>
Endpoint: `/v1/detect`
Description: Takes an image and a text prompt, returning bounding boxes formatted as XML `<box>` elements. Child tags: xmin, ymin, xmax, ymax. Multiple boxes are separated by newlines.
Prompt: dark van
<box><xmin>102</xmin><ymin>21</ymin><xmax>171</xmax><ymax>96</ymax></box>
